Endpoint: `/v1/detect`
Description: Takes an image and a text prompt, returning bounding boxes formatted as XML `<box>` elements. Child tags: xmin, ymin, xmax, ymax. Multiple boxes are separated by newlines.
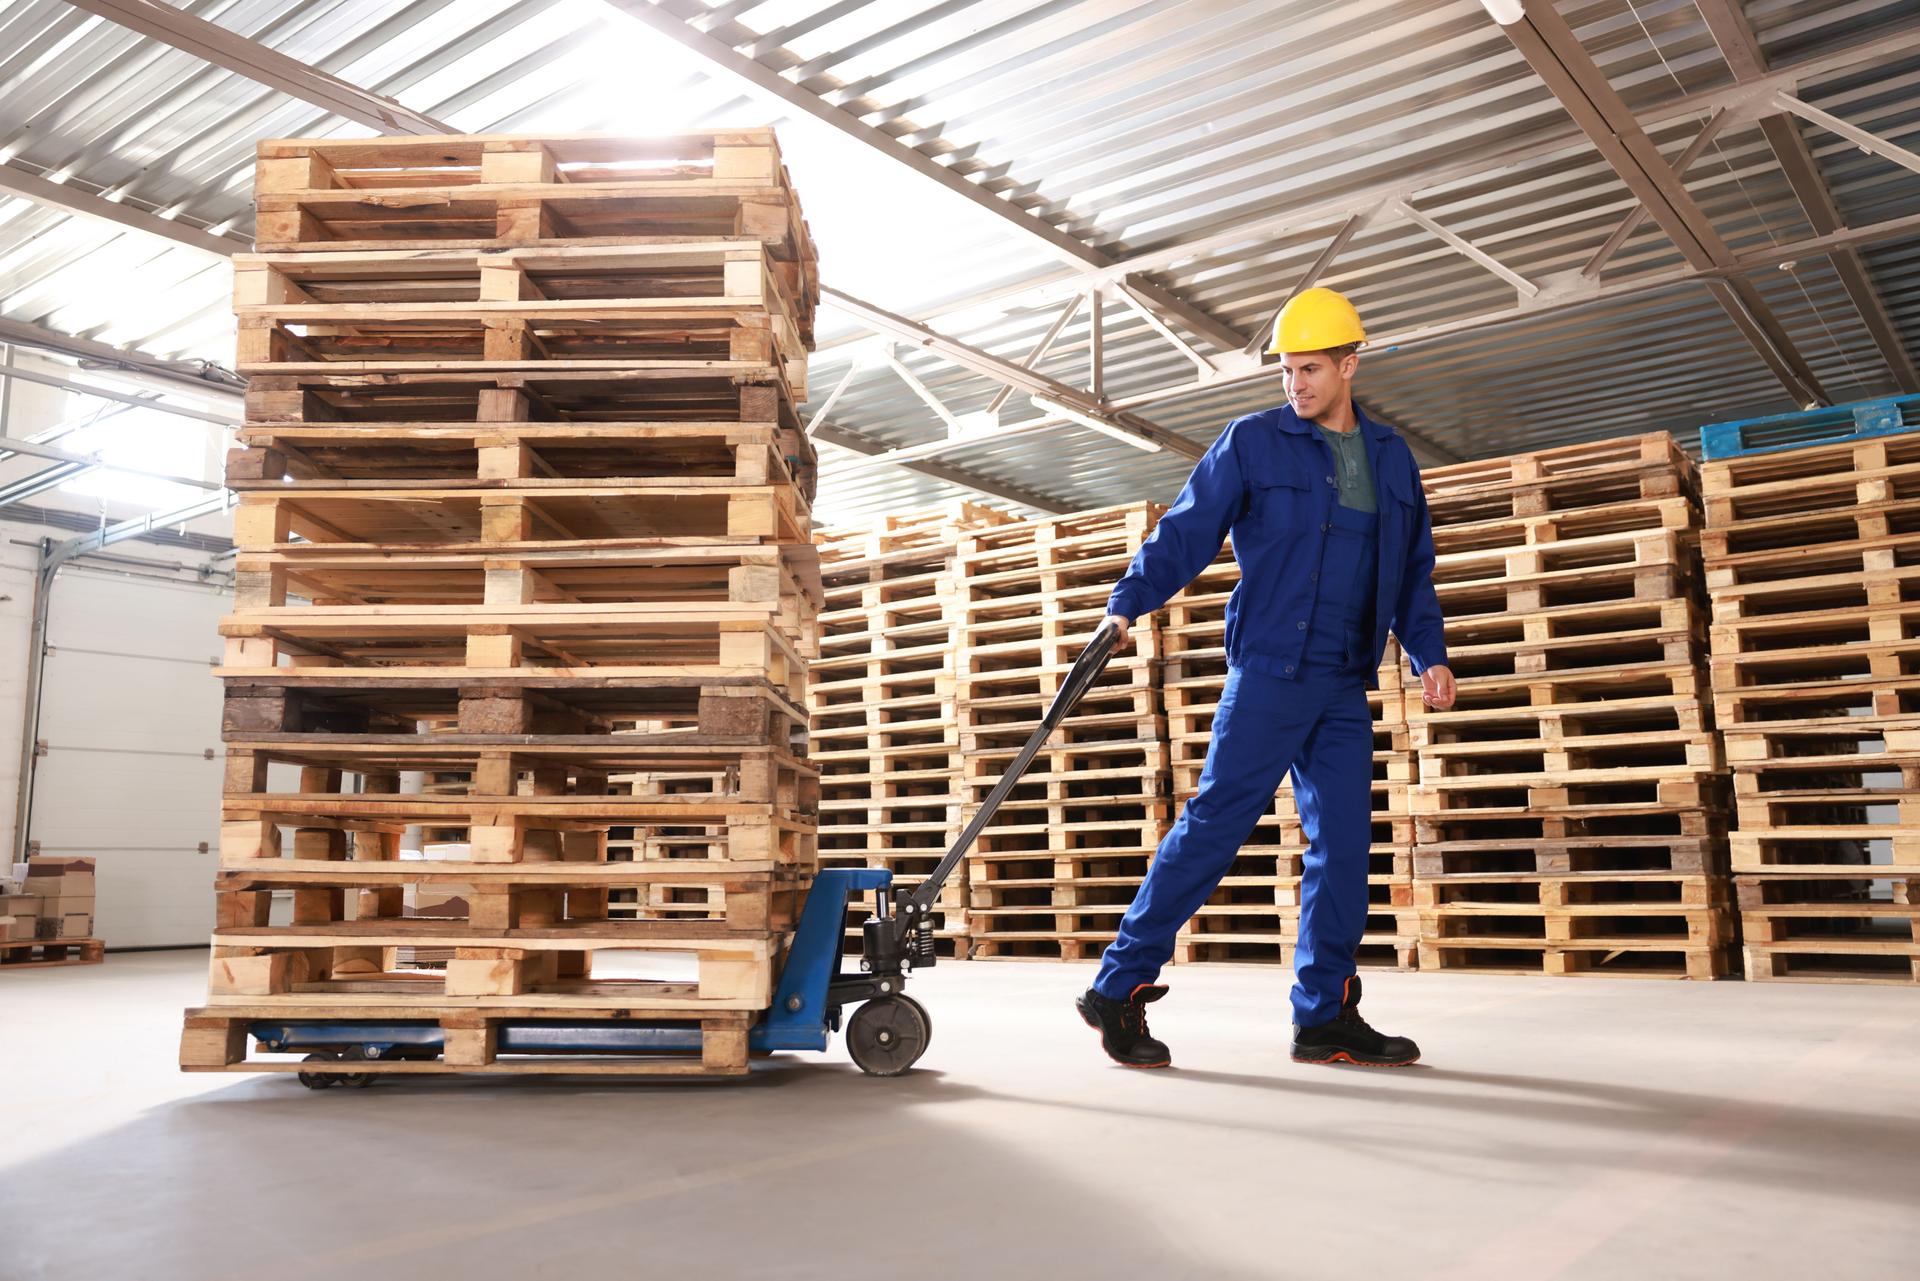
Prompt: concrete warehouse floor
<box><xmin>2</xmin><ymin>953</ymin><xmax>1917</xmax><ymax>1280</ymax></box>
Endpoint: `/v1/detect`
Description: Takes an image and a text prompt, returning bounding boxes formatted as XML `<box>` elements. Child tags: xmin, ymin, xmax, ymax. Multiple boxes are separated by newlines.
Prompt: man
<box><xmin>1075</xmin><ymin>287</ymin><xmax>1453</xmax><ymax>1069</ymax></box>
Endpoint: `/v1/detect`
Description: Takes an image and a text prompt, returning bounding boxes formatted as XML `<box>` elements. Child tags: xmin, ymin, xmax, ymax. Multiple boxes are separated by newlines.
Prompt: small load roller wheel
<box><xmin>296</xmin><ymin>1048</ymin><xmax>377</xmax><ymax>1090</ymax></box>
<box><xmin>847</xmin><ymin>995</ymin><xmax>931</xmax><ymax>1076</ymax></box>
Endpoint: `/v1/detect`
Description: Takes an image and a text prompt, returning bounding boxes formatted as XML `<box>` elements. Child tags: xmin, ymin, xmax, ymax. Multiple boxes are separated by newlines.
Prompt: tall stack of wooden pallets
<box><xmin>1408</xmin><ymin>434</ymin><xmax>1733</xmax><ymax>979</ymax></box>
<box><xmin>1161</xmin><ymin>547</ymin><xmax>1418</xmax><ymax>969</ymax></box>
<box><xmin>179</xmin><ymin>130</ymin><xmax>826</xmax><ymax>1079</ymax></box>
<box><xmin>955</xmin><ymin>503</ymin><xmax>1171</xmax><ymax>960</ymax></box>
<box><xmin>809</xmin><ymin>502</ymin><xmax>1013</xmax><ymax>956</ymax></box>
<box><xmin>1701</xmin><ymin>429</ymin><xmax>1920</xmax><ymax>983</ymax></box>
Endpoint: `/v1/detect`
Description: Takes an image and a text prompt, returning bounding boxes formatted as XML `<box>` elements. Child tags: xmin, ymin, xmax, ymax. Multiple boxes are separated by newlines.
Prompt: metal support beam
<box><xmin>0</xmin><ymin>315</ymin><xmax>243</xmax><ymax>399</ymax></box>
<box><xmin>1582</xmin><ymin>109</ymin><xmax>1730</xmax><ymax>277</ymax></box>
<box><xmin>1087</xmin><ymin>290</ymin><xmax>1104</xmax><ymax>399</ymax></box>
<box><xmin>986</xmin><ymin>296</ymin><xmax>1080</xmax><ymax>415</ymax></box>
<box><xmin>0</xmin><ymin>363</ymin><xmax>238</xmax><ymax>426</ymax></box>
<box><xmin>821</xmin><ymin>286</ymin><xmax>1205</xmax><ymax>459</ymax></box>
<box><xmin>599</xmin><ymin>0</ymin><xmax>1247</xmax><ymax>353</ymax></box>
<box><xmin>802</xmin><ymin>359</ymin><xmax>862</xmax><ymax>435</ymax></box>
<box><xmin>0</xmin><ymin>159</ymin><xmax>244</xmax><ymax>258</ymax></box>
<box><xmin>1396</xmin><ymin>200</ymin><xmax>1538</xmax><ymax>297</ymax></box>
<box><xmin>1499</xmin><ymin>0</ymin><xmax>1829</xmax><ymax>406</ymax></box>
<box><xmin>1774</xmin><ymin>93</ymin><xmax>1920</xmax><ymax>179</ymax></box>
<box><xmin>1114</xmin><ymin>281</ymin><xmax>1215</xmax><ymax>374</ymax></box>
<box><xmin>1761</xmin><ymin>113</ymin><xmax>1919</xmax><ymax>392</ymax></box>
<box><xmin>63</xmin><ymin>0</ymin><xmax>452</xmax><ymax>134</ymax></box>
<box><xmin>811</xmin><ymin>425</ymin><xmax>1071</xmax><ymax>514</ymax></box>
<box><xmin>880</xmin><ymin>346</ymin><xmax>961</xmax><ymax>436</ymax></box>
<box><xmin>1693</xmin><ymin>0</ymin><xmax>1917</xmax><ymax>392</ymax></box>
<box><xmin>0</xmin><ymin>462</ymin><xmax>94</xmax><ymax>508</ymax></box>
<box><xmin>0</xmin><ymin>433</ymin><xmax>221</xmax><ymax>490</ymax></box>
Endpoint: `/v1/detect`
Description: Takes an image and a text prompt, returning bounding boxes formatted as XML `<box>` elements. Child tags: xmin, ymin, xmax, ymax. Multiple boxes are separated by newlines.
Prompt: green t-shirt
<box><xmin>1313</xmin><ymin>422</ymin><xmax>1376</xmax><ymax>512</ymax></box>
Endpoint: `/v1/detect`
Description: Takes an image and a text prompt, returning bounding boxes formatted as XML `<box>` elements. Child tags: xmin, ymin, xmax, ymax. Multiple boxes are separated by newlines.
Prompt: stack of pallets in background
<box><xmin>1701</xmin><ymin>429</ymin><xmax>1920</xmax><ymax>983</ymax></box>
<box><xmin>1161</xmin><ymin>547</ymin><xmax>1417</xmax><ymax>969</ymax></box>
<box><xmin>956</xmin><ymin>503</ymin><xmax>1170</xmax><ymax>960</ymax></box>
<box><xmin>809</xmin><ymin>502</ymin><xmax>1013</xmax><ymax>956</ymax></box>
<box><xmin>1409</xmin><ymin>434</ymin><xmax>1732</xmax><ymax>979</ymax></box>
<box><xmin>180</xmin><ymin>130</ymin><xmax>826</xmax><ymax>1078</ymax></box>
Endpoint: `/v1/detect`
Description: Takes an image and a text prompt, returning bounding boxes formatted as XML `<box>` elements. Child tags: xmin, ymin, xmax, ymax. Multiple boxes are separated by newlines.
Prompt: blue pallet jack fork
<box><xmin>263</xmin><ymin>620</ymin><xmax>1124</xmax><ymax>1086</ymax></box>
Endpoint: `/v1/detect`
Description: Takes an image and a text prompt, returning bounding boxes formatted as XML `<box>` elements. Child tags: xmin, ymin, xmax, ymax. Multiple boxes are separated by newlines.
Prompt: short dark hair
<box><xmin>1283</xmin><ymin>344</ymin><xmax>1360</xmax><ymax>363</ymax></box>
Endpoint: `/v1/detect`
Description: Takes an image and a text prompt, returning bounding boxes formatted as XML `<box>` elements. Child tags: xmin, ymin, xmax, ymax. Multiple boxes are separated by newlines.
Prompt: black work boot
<box><xmin>1291</xmin><ymin>974</ymin><xmax>1420</xmax><ymax>1067</ymax></box>
<box><xmin>1076</xmin><ymin>984</ymin><xmax>1172</xmax><ymax>1068</ymax></box>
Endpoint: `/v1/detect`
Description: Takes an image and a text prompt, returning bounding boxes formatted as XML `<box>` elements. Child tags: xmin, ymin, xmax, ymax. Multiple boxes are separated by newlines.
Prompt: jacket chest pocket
<box><xmin>1247</xmin><ymin>474</ymin><xmax>1315</xmax><ymax>534</ymax></box>
<box><xmin>1380</xmin><ymin>456</ymin><xmax>1418</xmax><ymax>513</ymax></box>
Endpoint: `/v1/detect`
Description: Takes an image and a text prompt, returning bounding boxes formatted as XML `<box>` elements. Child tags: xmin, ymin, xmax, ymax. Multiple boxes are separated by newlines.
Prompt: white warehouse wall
<box><xmin>0</xmin><ymin>527</ymin><xmax>233</xmax><ymax>948</ymax></box>
<box><xmin>0</xmin><ymin>348</ymin><xmax>239</xmax><ymax>948</ymax></box>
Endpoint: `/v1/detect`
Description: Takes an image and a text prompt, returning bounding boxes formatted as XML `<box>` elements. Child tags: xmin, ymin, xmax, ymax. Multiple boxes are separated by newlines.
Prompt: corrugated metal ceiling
<box><xmin>0</xmin><ymin>0</ymin><xmax>1914</xmax><ymax>526</ymax></box>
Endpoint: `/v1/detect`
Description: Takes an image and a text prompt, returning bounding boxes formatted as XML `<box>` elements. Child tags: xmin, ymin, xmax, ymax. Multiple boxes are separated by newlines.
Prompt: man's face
<box><xmin>1279</xmin><ymin>349</ymin><xmax>1358</xmax><ymax>422</ymax></box>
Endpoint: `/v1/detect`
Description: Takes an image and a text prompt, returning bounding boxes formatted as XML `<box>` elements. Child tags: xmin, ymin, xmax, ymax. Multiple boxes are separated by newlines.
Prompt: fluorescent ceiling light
<box><xmin>1478</xmin><ymin>0</ymin><xmax>1526</xmax><ymax>24</ymax></box>
<box><xmin>1029</xmin><ymin>395</ymin><xmax>1163</xmax><ymax>454</ymax></box>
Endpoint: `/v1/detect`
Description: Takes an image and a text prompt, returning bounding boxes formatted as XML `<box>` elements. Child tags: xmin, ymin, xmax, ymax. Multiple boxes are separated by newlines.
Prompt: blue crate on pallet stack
<box><xmin>1699</xmin><ymin>395</ymin><xmax>1920</xmax><ymax>460</ymax></box>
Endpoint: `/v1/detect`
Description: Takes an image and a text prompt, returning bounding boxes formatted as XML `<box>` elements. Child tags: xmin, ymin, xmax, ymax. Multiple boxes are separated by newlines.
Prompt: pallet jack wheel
<box><xmin>846</xmin><ymin>995</ymin><xmax>931</xmax><ymax>1077</ymax></box>
<box><xmin>297</xmin><ymin>1048</ymin><xmax>376</xmax><ymax>1090</ymax></box>
<box><xmin>297</xmin><ymin>1053</ymin><xmax>341</xmax><ymax>1090</ymax></box>
<box><xmin>896</xmin><ymin>994</ymin><xmax>932</xmax><ymax>1049</ymax></box>
<box><xmin>336</xmin><ymin>1046</ymin><xmax>377</xmax><ymax>1088</ymax></box>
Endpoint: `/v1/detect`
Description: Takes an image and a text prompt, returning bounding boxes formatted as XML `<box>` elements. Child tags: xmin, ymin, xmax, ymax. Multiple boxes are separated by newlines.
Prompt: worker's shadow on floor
<box><xmin>1071</xmin><ymin>1061</ymin><xmax>1920</xmax><ymax>1207</ymax></box>
<box><xmin>2</xmin><ymin>1062</ymin><xmax>1279</xmax><ymax>1281</ymax></box>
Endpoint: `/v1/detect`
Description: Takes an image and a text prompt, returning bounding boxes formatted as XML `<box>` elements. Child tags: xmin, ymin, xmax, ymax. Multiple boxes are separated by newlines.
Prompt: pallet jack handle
<box><xmin>901</xmin><ymin>617</ymin><xmax>1124</xmax><ymax>917</ymax></box>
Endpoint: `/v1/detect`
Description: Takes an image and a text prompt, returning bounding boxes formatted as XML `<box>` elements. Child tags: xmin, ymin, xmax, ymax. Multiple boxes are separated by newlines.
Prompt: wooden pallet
<box><xmin>233</xmin><ymin>536</ymin><xmax>820</xmax><ymax>607</ymax></box>
<box><xmin>1416</xmin><ymin>938</ymin><xmax>1729</xmax><ymax>979</ymax></box>
<box><xmin>1402</xmin><ymin>670</ymin><xmax>1714</xmax><ymax>749</ymax></box>
<box><xmin>1699</xmin><ymin>430</ymin><xmax>1920</xmax><ymax>524</ymax></box>
<box><xmin>219</xmin><ymin>737</ymin><xmax>817</xmax><ymax>861</ymax></box>
<box><xmin>219</xmin><ymin>670</ymin><xmax>809</xmax><ymax>736</ymax></box>
<box><xmin>0</xmin><ymin>937</ymin><xmax>104</xmax><ymax>969</ymax></box>
<box><xmin>961</xmin><ymin>796</ymin><xmax>1153</xmax><ymax>959</ymax></box>
<box><xmin>253</xmin><ymin>130</ymin><xmax>817</xmax><ymax>290</ymax></box>
<box><xmin>227</xmin><ymin>473</ymin><xmax>810</xmax><ymax>550</ymax></box>
<box><xmin>181</xmin><ymin>1004</ymin><xmax>758</xmax><ymax>1075</ymax></box>
<box><xmin>1413</xmin><ymin>833</ymin><xmax>1727</xmax><ymax>878</ymax></box>
<box><xmin>816</xmin><ymin>500</ymin><xmax>1013</xmax><ymax>566</ymax></box>
<box><xmin>1734</xmin><ymin>869</ymin><xmax>1920</xmax><ymax>983</ymax></box>
<box><xmin>1415</xmin><ymin>871</ymin><xmax>1726</xmax><ymax>910</ymax></box>
<box><xmin>1421</xmin><ymin>433</ymin><xmax>1696</xmax><ymax>526</ymax></box>
<box><xmin>233</xmin><ymin>420</ymin><xmax>813</xmax><ymax>489</ymax></box>
<box><xmin>245</xmin><ymin>366</ymin><xmax>803</xmax><ymax>428</ymax></box>
<box><xmin>205</xmin><ymin>922</ymin><xmax>785</xmax><ymax>1008</ymax></box>
<box><xmin>236</xmin><ymin>237</ymin><xmax>811</xmax><ymax>358</ymax></box>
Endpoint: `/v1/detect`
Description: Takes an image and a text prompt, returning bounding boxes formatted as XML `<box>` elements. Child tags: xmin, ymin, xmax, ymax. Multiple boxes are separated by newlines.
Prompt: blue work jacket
<box><xmin>1106</xmin><ymin>403</ymin><xmax>1448</xmax><ymax>688</ymax></box>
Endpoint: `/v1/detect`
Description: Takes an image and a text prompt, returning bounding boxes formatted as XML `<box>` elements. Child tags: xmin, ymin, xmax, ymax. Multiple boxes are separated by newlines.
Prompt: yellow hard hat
<box><xmin>1267</xmin><ymin>287</ymin><xmax>1366</xmax><ymax>356</ymax></box>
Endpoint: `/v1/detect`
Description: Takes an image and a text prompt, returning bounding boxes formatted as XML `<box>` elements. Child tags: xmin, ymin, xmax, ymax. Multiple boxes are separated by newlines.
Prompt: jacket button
<box><xmin>1310</xmin><ymin>571</ymin><xmax>1319</xmax><ymax>581</ymax></box>
<box><xmin>1326</xmin><ymin>475</ymin><xmax>1336</xmax><ymax>485</ymax></box>
<box><xmin>1297</xmin><ymin>620</ymin><xmax>1307</xmax><ymax>630</ymax></box>
<box><xmin>1321</xmin><ymin>522</ymin><xmax>1331</xmax><ymax>532</ymax></box>
<box><xmin>1285</xmin><ymin>665</ymin><xmax>1294</xmax><ymax>674</ymax></box>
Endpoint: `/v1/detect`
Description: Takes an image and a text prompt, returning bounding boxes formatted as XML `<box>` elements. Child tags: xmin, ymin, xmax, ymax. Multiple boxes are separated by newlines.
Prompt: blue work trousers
<box><xmin>1092</xmin><ymin>666</ymin><xmax>1374</xmax><ymax>1026</ymax></box>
